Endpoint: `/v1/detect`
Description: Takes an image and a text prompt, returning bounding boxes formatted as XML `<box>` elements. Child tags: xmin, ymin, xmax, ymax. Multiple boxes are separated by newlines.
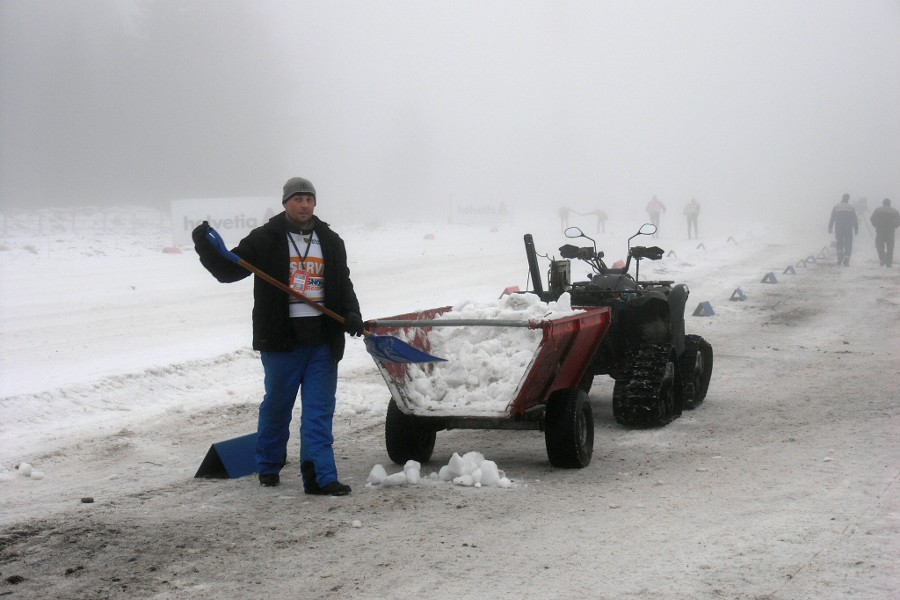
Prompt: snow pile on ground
<box><xmin>1</xmin><ymin>462</ymin><xmax>45</xmax><ymax>481</ymax></box>
<box><xmin>366</xmin><ymin>451</ymin><xmax>513</xmax><ymax>489</ymax></box>
<box><xmin>393</xmin><ymin>292</ymin><xmax>581</xmax><ymax>416</ymax></box>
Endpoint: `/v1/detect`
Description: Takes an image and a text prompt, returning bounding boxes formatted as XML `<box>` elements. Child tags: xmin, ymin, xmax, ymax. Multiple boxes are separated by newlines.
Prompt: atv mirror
<box><xmin>638</xmin><ymin>223</ymin><xmax>657</xmax><ymax>236</ymax></box>
<box><xmin>564</xmin><ymin>226</ymin><xmax>597</xmax><ymax>258</ymax></box>
<box><xmin>628</xmin><ymin>223</ymin><xmax>657</xmax><ymax>250</ymax></box>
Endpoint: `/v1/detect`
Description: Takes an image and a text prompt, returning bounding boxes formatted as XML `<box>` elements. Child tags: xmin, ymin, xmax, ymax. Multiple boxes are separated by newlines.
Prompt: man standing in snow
<box><xmin>583</xmin><ymin>209</ymin><xmax>608</xmax><ymax>233</ymax></box>
<box><xmin>870</xmin><ymin>198</ymin><xmax>900</xmax><ymax>267</ymax></box>
<box><xmin>192</xmin><ymin>177</ymin><xmax>364</xmax><ymax>495</ymax></box>
<box><xmin>645</xmin><ymin>195</ymin><xmax>666</xmax><ymax>238</ymax></box>
<box><xmin>684</xmin><ymin>198</ymin><xmax>700</xmax><ymax>239</ymax></box>
<box><xmin>558</xmin><ymin>206</ymin><xmax>572</xmax><ymax>230</ymax></box>
<box><xmin>828</xmin><ymin>193</ymin><xmax>859</xmax><ymax>266</ymax></box>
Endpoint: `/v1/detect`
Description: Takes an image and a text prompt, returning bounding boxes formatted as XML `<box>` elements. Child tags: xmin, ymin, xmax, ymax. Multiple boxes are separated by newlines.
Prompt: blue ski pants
<box><xmin>257</xmin><ymin>344</ymin><xmax>338</xmax><ymax>486</ymax></box>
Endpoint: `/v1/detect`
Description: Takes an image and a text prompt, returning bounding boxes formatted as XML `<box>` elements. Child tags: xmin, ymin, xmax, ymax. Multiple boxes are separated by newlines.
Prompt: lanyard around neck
<box><xmin>288</xmin><ymin>231</ymin><xmax>314</xmax><ymax>269</ymax></box>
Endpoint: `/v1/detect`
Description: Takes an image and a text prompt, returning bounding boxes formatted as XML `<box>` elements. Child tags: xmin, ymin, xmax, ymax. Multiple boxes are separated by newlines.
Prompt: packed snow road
<box><xmin>1</xmin><ymin>218</ymin><xmax>898</xmax><ymax>599</ymax></box>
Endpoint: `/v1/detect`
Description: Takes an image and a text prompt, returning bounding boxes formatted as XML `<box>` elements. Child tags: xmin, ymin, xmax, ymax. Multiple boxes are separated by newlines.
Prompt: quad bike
<box><xmin>523</xmin><ymin>223</ymin><xmax>713</xmax><ymax>427</ymax></box>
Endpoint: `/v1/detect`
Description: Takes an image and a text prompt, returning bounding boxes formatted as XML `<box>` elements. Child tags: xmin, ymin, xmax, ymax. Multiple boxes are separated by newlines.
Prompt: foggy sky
<box><xmin>1</xmin><ymin>1</ymin><xmax>899</xmax><ymax>224</ymax></box>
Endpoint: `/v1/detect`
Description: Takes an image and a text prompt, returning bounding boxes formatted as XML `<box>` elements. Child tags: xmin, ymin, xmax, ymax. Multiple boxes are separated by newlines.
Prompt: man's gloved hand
<box><xmin>192</xmin><ymin>221</ymin><xmax>211</xmax><ymax>246</ymax></box>
<box><xmin>344</xmin><ymin>312</ymin><xmax>365</xmax><ymax>337</ymax></box>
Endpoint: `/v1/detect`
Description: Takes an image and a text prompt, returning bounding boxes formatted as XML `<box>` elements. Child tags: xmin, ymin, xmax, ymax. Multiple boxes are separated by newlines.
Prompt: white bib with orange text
<box><xmin>287</xmin><ymin>231</ymin><xmax>325</xmax><ymax>318</ymax></box>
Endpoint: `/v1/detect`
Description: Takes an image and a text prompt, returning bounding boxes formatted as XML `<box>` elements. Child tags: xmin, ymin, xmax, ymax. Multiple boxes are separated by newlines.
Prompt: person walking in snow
<box><xmin>684</xmin><ymin>198</ymin><xmax>700</xmax><ymax>239</ymax></box>
<box><xmin>583</xmin><ymin>209</ymin><xmax>608</xmax><ymax>233</ymax></box>
<box><xmin>645</xmin><ymin>195</ymin><xmax>666</xmax><ymax>238</ymax></box>
<box><xmin>558</xmin><ymin>206</ymin><xmax>572</xmax><ymax>230</ymax></box>
<box><xmin>870</xmin><ymin>198</ymin><xmax>900</xmax><ymax>267</ymax></box>
<box><xmin>828</xmin><ymin>193</ymin><xmax>859</xmax><ymax>266</ymax></box>
<box><xmin>192</xmin><ymin>177</ymin><xmax>364</xmax><ymax>495</ymax></box>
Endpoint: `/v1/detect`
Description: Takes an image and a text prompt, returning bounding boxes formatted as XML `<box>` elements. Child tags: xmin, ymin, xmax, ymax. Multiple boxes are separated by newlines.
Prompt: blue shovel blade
<box><xmin>364</xmin><ymin>334</ymin><xmax>446</xmax><ymax>364</ymax></box>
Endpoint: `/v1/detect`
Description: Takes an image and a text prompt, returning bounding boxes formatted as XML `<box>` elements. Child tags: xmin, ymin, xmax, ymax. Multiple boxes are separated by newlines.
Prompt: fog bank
<box><xmin>2</xmin><ymin>1</ymin><xmax>898</xmax><ymax>228</ymax></box>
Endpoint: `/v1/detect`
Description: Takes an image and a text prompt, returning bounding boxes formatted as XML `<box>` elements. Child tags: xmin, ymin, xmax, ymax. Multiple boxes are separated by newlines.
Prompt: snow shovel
<box><xmin>203</xmin><ymin>227</ymin><xmax>446</xmax><ymax>363</ymax></box>
<box><xmin>368</xmin><ymin>318</ymin><xmax>540</xmax><ymax>328</ymax></box>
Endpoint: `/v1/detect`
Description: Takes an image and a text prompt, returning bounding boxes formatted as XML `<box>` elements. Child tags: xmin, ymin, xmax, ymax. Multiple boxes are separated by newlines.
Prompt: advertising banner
<box><xmin>170</xmin><ymin>197</ymin><xmax>280</xmax><ymax>247</ymax></box>
<box><xmin>449</xmin><ymin>201</ymin><xmax>512</xmax><ymax>226</ymax></box>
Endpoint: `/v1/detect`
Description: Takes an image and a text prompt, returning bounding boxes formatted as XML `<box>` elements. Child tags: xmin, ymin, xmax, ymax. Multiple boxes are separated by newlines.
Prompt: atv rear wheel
<box><xmin>544</xmin><ymin>388</ymin><xmax>594</xmax><ymax>468</ymax></box>
<box><xmin>680</xmin><ymin>334</ymin><xmax>713</xmax><ymax>409</ymax></box>
<box><xmin>613</xmin><ymin>344</ymin><xmax>677</xmax><ymax>427</ymax></box>
<box><xmin>385</xmin><ymin>399</ymin><xmax>436</xmax><ymax>464</ymax></box>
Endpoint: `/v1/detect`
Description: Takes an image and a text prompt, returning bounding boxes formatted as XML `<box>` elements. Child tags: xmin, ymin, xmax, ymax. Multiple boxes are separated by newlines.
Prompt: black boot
<box><xmin>301</xmin><ymin>461</ymin><xmax>351</xmax><ymax>496</ymax></box>
<box><xmin>316</xmin><ymin>481</ymin><xmax>352</xmax><ymax>496</ymax></box>
<box><xmin>258</xmin><ymin>473</ymin><xmax>280</xmax><ymax>487</ymax></box>
<box><xmin>301</xmin><ymin>461</ymin><xmax>321</xmax><ymax>494</ymax></box>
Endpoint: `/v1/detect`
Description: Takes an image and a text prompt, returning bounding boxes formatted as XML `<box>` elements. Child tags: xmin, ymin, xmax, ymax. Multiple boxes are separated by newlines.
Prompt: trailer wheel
<box><xmin>385</xmin><ymin>399</ymin><xmax>436</xmax><ymax>465</ymax></box>
<box><xmin>544</xmin><ymin>389</ymin><xmax>594</xmax><ymax>468</ymax></box>
<box><xmin>680</xmin><ymin>335</ymin><xmax>713</xmax><ymax>409</ymax></box>
<box><xmin>613</xmin><ymin>344</ymin><xmax>677</xmax><ymax>427</ymax></box>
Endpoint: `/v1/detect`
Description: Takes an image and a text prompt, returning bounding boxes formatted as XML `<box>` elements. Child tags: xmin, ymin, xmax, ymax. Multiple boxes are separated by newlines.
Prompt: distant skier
<box><xmin>870</xmin><ymin>198</ymin><xmax>900</xmax><ymax>267</ymax></box>
<box><xmin>828</xmin><ymin>193</ymin><xmax>859</xmax><ymax>266</ymax></box>
<box><xmin>558</xmin><ymin>206</ymin><xmax>572</xmax><ymax>230</ymax></box>
<box><xmin>645</xmin><ymin>196</ymin><xmax>666</xmax><ymax>238</ymax></box>
<box><xmin>684</xmin><ymin>198</ymin><xmax>700</xmax><ymax>239</ymax></box>
<box><xmin>583</xmin><ymin>209</ymin><xmax>608</xmax><ymax>233</ymax></box>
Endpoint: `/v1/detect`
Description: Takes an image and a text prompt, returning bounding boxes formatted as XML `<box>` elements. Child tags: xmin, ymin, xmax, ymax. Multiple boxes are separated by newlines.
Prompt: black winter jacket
<box><xmin>870</xmin><ymin>206</ymin><xmax>900</xmax><ymax>234</ymax></box>
<box><xmin>194</xmin><ymin>212</ymin><xmax>360</xmax><ymax>360</ymax></box>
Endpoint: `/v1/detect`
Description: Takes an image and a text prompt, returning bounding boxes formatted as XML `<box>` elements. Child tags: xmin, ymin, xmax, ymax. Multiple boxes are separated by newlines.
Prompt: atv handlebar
<box><xmin>557</xmin><ymin>243</ymin><xmax>662</xmax><ymax>277</ymax></box>
<box><xmin>630</xmin><ymin>246</ymin><xmax>664</xmax><ymax>261</ymax></box>
<box><xmin>529</xmin><ymin>223</ymin><xmax>663</xmax><ymax>291</ymax></box>
<box><xmin>559</xmin><ymin>244</ymin><xmax>600</xmax><ymax>261</ymax></box>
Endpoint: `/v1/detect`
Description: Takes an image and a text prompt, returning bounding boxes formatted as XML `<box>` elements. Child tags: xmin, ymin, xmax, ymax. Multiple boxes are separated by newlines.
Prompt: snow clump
<box><xmin>367</xmin><ymin>452</ymin><xmax>512</xmax><ymax>489</ymax></box>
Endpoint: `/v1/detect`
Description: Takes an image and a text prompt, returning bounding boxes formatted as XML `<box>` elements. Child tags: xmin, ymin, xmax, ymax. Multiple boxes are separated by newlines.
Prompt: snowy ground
<box><xmin>1</xmin><ymin>207</ymin><xmax>898</xmax><ymax>599</ymax></box>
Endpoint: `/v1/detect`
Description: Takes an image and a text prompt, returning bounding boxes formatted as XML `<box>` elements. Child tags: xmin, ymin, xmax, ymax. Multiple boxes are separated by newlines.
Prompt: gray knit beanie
<box><xmin>282</xmin><ymin>177</ymin><xmax>316</xmax><ymax>204</ymax></box>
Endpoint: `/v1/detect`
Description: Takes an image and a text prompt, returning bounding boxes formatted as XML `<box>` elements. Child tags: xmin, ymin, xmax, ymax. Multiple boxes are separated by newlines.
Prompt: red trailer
<box><xmin>367</xmin><ymin>305</ymin><xmax>612</xmax><ymax>468</ymax></box>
